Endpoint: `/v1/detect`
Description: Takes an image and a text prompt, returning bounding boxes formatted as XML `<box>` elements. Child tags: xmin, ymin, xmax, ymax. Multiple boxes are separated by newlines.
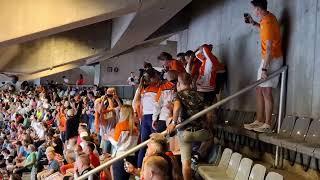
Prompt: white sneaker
<box><xmin>253</xmin><ymin>123</ymin><xmax>271</xmax><ymax>133</ymax></box>
<box><xmin>244</xmin><ymin>120</ymin><xmax>263</xmax><ymax>130</ymax></box>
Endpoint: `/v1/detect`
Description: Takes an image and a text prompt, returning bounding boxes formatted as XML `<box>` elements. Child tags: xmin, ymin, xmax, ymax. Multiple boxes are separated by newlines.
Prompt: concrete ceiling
<box><xmin>0</xmin><ymin>0</ymin><xmax>192</xmax><ymax>81</ymax></box>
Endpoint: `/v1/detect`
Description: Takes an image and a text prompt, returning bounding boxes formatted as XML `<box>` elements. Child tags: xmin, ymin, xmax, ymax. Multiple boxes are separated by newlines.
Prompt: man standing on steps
<box><xmin>244</xmin><ymin>0</ymin><xmax>283</xmax><ymax>133</ymax></box>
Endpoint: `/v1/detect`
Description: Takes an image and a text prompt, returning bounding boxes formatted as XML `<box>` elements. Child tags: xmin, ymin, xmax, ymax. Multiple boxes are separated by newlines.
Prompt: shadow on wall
<box><xmin>279</xmin><ymin>7</ymin><xmax>292</xmax><ymax>66</ymax></box>
<box><xmin>190</xmin><ymin>0</ymin><xmax>225</xmax><ymax>17</ymax></box>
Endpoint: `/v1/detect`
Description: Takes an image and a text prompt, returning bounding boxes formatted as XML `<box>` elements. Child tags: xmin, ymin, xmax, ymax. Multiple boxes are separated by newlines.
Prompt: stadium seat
<box><xmin>234</xmin><ymin>158</ymin><xmax>253</xmax><ymax>180</ymax></box>
<box><xmin>249</xmin><ymin>164</ymin><xmax>266</xmax><ymax>180</ymax></box>
<box><xmin>198</xmin><ymin>148</ymin><xmax>233</xmax><ymax>178</ymax></box>
<box><xmin>258</xmin><ymin>116</ymin><xmax>297</xmax><ymax>145</ymax></box>
<box><xmin>198</xmin><ymin>152</ymin><xmax>242</xmax><ymax>180</ymax></box>
<box><xmin>296</xmin><ymin>119</ymin><xmax>320</xmax><ymax>156</ymax></box>
<box><xmin>265</xmin><ymin>172</ymin><xmax>283</xmax><ymax>180</ymax></box>
<box><xmin>218</xmin><ymin>148</ymin><xmax>233</xmax><ymax>168</ymax></box>
<box><xmin>280</xmin><ymin>117</ymin><xmax>311</xmax><ymax>151</ymax></box>
<box><xmin>207</xmin><ymin>157</ymin><xmax>253</xmax><ymax>180</ymax></box>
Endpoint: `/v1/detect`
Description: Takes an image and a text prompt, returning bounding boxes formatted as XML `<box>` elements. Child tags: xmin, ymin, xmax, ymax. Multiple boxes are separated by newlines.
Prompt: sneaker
<box><xmin>244</xmin><ymin>120</ymin><xmax>263</xmax><ymax>130</ymax></box>
<box><xmin>253</xmin><ymin>123</ymin><xmax>271</xmax><ymax>133</ymax></box>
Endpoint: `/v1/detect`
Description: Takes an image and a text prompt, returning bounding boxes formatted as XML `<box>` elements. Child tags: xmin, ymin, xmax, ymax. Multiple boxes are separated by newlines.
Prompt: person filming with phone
<box><xmin>243</xmin><ymin>0</ymin><xmax>283</xmax><ymax>133</ymax></box>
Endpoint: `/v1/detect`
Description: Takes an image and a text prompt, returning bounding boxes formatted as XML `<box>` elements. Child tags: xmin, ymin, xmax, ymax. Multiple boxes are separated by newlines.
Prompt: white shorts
<box><xmin>257</xmin><ymin>57</ymin><xmax>283</xmax><ymax>88</ymax></box>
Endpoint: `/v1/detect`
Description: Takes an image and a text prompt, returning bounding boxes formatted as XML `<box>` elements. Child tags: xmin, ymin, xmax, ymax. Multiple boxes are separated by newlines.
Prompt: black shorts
<box><xmin>215</xmin><ymin>72</ymin><xmax>227</xmax><ymax>93</ymax></box>
<box><xmin>200</xmin><ymin>91</ymin><xmax>216</xmax><ymax>106</ymax></box>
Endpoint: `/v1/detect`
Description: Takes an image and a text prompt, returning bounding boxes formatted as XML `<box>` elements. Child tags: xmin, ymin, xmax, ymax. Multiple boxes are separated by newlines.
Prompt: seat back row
<box><xmin>198</xmin><ymin>148</ymin><xmax>283</xmax><ymax>180</ymax></box>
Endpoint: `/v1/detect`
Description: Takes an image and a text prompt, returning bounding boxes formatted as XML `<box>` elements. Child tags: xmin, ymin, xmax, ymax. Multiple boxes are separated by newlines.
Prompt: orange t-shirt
<box><xmin>167</xmin><ymin>59</ymin><xmax>185</xmax><ymax>73</ymax></box>
<box><xmin>58</xmin><ymin>113</ymin><xmax>67</xmax><ymax>132</ymax></box>
<box><xmin>114</xmin><ymin>120</ymin><xmax>137</xmax><ymax>141</ymax></box>
<box><xmin>260</xmin><ymin>12</ymin><xmax>282</xmax><ymax>59</ymax></box>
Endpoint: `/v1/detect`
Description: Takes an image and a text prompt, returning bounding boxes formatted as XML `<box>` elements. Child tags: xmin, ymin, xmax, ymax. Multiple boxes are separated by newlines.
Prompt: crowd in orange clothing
<box><xmin>0</xmin><ymin>45</ymin><xmax>225</xmax><ymax>180</ymax></box>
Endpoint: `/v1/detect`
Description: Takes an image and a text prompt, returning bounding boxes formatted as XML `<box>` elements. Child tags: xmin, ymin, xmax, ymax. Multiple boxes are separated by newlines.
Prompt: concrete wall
<box><xmin>41</xmin><ymin>66</ymin><xmax>95</xmax><ymax>85</ymax></box>
<box><xmin>41</xmin><ymin>42</ymin><xmax>177</xmax><ymax>86</ymax></box>
<box><xmin>2</xmin><ymin>21</ymin><xmax>111</xmax><ymax>74</ymax></box>
<box><xmin>100</xmin><ymin>42</ymin><xmax>177</xmax><ymax>85</ymax></box>
<box><xmin>177</xmin><ymin>0</ymin><xmax>320</xmax><ymax>117</ymax></box>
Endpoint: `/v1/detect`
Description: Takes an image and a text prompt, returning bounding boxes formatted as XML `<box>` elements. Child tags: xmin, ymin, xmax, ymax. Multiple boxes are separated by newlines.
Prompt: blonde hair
<box><xmin>144</xmin><ymin>156</ymin><xmax>169</xmax><ymax>179</ymax></box>
<box><xmin>120</xmin><ymin>104</ymin><xmax>136</xmax><ymax>135</ymax></box>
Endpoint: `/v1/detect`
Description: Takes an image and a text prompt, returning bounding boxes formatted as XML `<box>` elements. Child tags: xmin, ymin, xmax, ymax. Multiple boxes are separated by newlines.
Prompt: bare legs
<box><xmin>256</xmin><ymin>87</ymin><xmax>273</xmax><ymax>125</ymax></box>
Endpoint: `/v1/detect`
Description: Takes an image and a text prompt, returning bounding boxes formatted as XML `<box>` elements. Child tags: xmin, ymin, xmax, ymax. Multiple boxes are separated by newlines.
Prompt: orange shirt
<box><xmin>114</xmin><ymin>120</ymin><xmax>137</xmax><ymax>141</ymax></box>
<box><xmin>191</xmin><ymin>58</ymin><xmax>202</xmax><ymax>78</ymax></box>
<box><xmin>167</xmin><ymin>59</ymin><xmax>185</xmax><ymax>73</ymax></box>
<box><xmin>58</xmin><ymin>112</ymin><xmax>67</xmax><ymax>132</ymax></box>
<box><xmin>260</xmin><ymin>12</ymin><xmax>282</xmax><ymax>59</ymax></box>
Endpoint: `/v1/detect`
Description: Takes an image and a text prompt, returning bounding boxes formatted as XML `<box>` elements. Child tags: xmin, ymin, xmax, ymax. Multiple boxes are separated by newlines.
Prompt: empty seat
<box><xmin>234</xmin><ymin>158</ymin><xmax>253</xmax><ymax>180</ymax></box>
<box><xmin>205</xmin><ymin>157</ymin><xmax>252</xmax><ymax>180</ymax></box>
<box><xmin>296</xmin><ymin>119</ymin><xmax>320</xmax><ymax>156</ymax></box>
<box><xmin>198</xmin><ymin>152</ymin><xmax>242</xmax><ymax>180</ymax></box>
<box><xmin>202</xmin><ymin>153</ymin><xmax>248</xmax><ymax>180</ymax></box>
<box><xmin>265</xmin><ymin>172</ymin><xmax>283</xmax><ymax>180</ymax></box>
<box><xmin>198</xmin><ymin>148</ymin><xmax>233</xmax><ymax>178</ymax></box>
<box><xmin>258</xmin><ymin>116</ymin><xmax>296</xmax><ymax>146</ymax></box>
<box><xmin>218</xmin><ymin>148</ymin><xmax>233</xmax><ymax>168</ymax></box>
<box><xmin>281</xmin><ymin>117</ymin><xmax>311</xmax><ymax>151</ymax></box>
<box><xmin>249</xmin><ymin>164</ymin><xmax>266</xmax><ymax>180</ymax></box>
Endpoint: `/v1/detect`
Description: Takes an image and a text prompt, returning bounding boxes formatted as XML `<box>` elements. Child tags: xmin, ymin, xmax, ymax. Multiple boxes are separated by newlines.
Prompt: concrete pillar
<box><xmin>94</xmin><ymin>64</ymin><xmax>101</xmax><ymax>86</ymax></box>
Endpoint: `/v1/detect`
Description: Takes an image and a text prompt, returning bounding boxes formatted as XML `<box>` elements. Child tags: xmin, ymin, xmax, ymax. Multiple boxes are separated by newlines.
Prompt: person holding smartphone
<box><xmin>243</xmin><ymin>0</ymin><xmax>283</xmax><ymax>133</ymax></box>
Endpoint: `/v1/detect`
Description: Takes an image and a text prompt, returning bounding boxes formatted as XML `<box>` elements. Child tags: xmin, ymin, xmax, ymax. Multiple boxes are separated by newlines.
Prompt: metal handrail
<box><xmin>78</xmin><ymin>65</ymin><xmax>288</xmax><ymax>180</ymax></box>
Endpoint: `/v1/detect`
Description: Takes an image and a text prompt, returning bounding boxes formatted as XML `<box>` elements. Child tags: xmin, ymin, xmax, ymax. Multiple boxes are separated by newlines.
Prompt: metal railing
<box><xmin>78</xmin><ymin>66</ymin><xmax>288</xmax><ymax>180</ymax></box>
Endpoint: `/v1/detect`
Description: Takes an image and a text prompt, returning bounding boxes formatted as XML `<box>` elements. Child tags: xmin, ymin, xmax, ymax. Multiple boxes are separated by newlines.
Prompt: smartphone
<box><xmin>244</xmin><ymin>13</ymin><xmax>250</xmax><ymax>23</ymax></box>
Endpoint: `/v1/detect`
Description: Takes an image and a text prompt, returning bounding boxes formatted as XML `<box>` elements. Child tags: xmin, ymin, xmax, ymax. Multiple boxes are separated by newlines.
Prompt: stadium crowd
<box><xmin>0</xmin><ymin>43</ymin><xmax>225</xmax><ymax>180</ymax></box>
<box><xmin>0</xmin><ymin>0</ymin><xmax>283</xmax><ymax>179</ymax></box>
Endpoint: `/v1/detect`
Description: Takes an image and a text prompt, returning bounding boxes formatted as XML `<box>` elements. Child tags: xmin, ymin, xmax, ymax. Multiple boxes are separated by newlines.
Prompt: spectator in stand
<box><xmin>13</xmin><ymin>144</ymin><xmax>37</xmax><ymax>176</ymax></box>
<box><xmin>100</xmin><ymin>88</ymin><xmax>122</xmax><ymax>154</ymax></box>
<box><xmin>184</xmin><ymin>50</ymin><xmax>202</xmax><ymax>88</ymax></box>
<box><xmin>62</xmin><ymin>76</ymin><xmax>69</xmax><ymax>85</ymax></box>
<box><xmin>127</xmin><ymin>72</ymin><xmax>137</xmax><ymax>86</ymax></box>
<box><xmin>57</xmin><ymin>105</ymin><xmax>67</xmax><ymax>143</ymax></box>
<box><xmin>87</xmin><ymin>91</ymin><xmax>96</xmax><ymax>133</ymax></box>
<box><xmin>158</xmin><ymin>52</ymin><xmax>185</xmax><ymax>74</ymax></box>
<box><xmin>177</xmin><ymin>52</ymin><xmax>187</xmax><ymax>68</ymax></box>
<box><xmin>60</xmin><ymin>150</ymin><xmax>75</xmax><ymax>175</ymax></box>
<box><xmin>107</xmin><ymin>104</ymin><xmax>138</xmax><ymax>180</ymax></box>
<box><xmin>167</xmin><ymin>72</ymin><xmax>212</xmax><ymax>180</ymax></box>
<box><xmin>152</xmin><ymin>70</ymin><xmax>177</xmax><ymax>133</ymax></box>
<box><xmin>125</xmin><ymin>133</ymin><xmax>167</xmax><ymax>177</ymax></box>
<box><xmin>195</xmin><ymin>44</ymin><xmax>226</xmax><ymax>131</ymax></box>
<box><xmin>142</xmin><ymin>156</ymin><xmax>169</xmax><ymax>180</ymax></box>
<box><xmin>195</xmin><ymin>44</ymin><xmax>225</xmax><ymax>104</ymax></box>
<box><xmin>65</xmin><ymin>97</ymin><xmax>83</xmax><ymax>150</ymax></box>
<box><xmin>83</xmin><ymin>142</ymin><xmax>100</xmax><ymax>168</ymax></box>
<box><xmin>76</xmin><ymin>74</ymin><xmax>85</xmax><ymax>86</ymax></box>
<box><xmin>73</xmin><ymin>153</ymin><xmax>99</xmax><ymax>180</ymax></box>
<box><xmin>244</xmin><ymin>0</ymin><xmax>283</xmax><ymax>133</ymax></box>
<box><xmin>37</xmin><ymin>151</ymin><xmax>60</xmax><ymax>180</ymax></box>
<box><xmin>135</xmin><ymin>68</ymin><xmax>161</xmax><ymax>168</ymax></box>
